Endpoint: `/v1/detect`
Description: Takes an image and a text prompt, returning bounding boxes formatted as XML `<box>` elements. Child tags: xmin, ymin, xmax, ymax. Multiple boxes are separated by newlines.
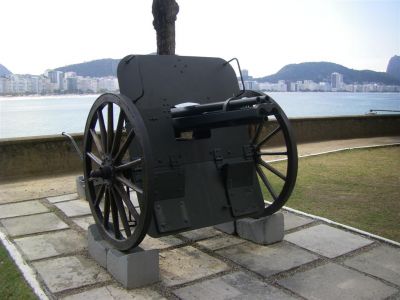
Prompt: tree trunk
<box><xmin>152</xmin><ymin>0</ymin><xmax>179</xmax><ymax>55</ymax></box>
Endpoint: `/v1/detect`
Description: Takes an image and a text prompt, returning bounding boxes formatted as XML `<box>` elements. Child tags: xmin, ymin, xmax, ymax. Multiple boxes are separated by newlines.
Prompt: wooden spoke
<box><xmin>109</xmin><ymin>188</ymin><xmax>121</xmax><ymax>239</ymax></box>
<box><xmin>256</xmin><ymin>126</ymin><xmax>281</xmax><ymax>149</ymax></box>
<box><xmin>107</xmin><ymin>103</ymin><xmax>114</xmax><ymax>153</ymax></box>
<box><xmin>94</xmin><ymin>185</ymin><xmax>106</xmax><ymax>207</ymax></box>
<box><xmin>87</xmin><ymin>152</ymin><xmax>102</xmax><ymax>166</ymax></box>
<box><xmin>114</xmin><ymin>184</ymin><xmax>140</xmax><ymax>221</ymax></box>
<box><xmin>115</xmin><ymin>130</ymin><xmax>135</xmax><ymax>162</ymax></box>
<box><xmin>103</xmin><ymin>188</ymin><xmax>111</xmax><ymax>228</ymax></box>
<box><xmin>256</xmin><ymin>164</ymin><xmax>278</xmax><ymax>201</ymax></box>
<box><xmin>116</xmin><ymin>175</ymin><xmax>143</xmax><ymax>194</ymax></box>
<box><xmin>90</xmin><ymin>129</ymin><xmax>104</xmax><ymax>156</ymax></box>
<box><xmin>115</xmin><ymin>158</ymin><xmax>142</xmax><ymax>172</ymax></box>
<box><xmin>111</xmin><ymin>188</ymin><xmax>131</xmax><ymax>237</ymax></box>
<box><xmin>111</xmin><ymin>110</ymin><xmax>125</xmax><ymax>156</ymax></box>
<box><xmin>258</xmin><ymin>151</ymin><xmax>288</xmax><ymax>156</ymax></box>
<box><xmin>258</xmin><ymin>159</ymin><xmax>286</xmax><ymax>181</ymax></box>
<box><xmin>97</xmin><ymin>110</ymin><xmax>107</xmax><ymax>152</ymax></box>
<box><xmin>251</xmin><ymin>122</ymin><xmax>264</xmax><ymax>144</ymax></box>
<box><xmin>84</xmin><ymin>93</ymin><xmax>153</xmax><ymax>250</ymax></box>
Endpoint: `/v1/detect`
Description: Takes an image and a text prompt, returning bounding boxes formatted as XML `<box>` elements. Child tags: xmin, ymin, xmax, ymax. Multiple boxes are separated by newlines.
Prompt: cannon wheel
<box><xmin>83</xmin><ymin>93</ymin><xmax>153</xmax><ymax>250</ymax></box>
<box><xmin>244</xmin><ymin>91</ymin><xmax>298</xmax><ymax>217</ymax></box>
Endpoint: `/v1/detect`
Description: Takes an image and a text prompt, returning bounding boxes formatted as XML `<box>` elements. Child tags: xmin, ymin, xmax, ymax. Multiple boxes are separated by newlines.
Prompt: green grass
<box><xmin>261</xmin><ymin>146</ymin><xmax>400</xmax><ymax>242</ymax></box>
<box><xmin>0</xmin><ymin>241</ymin><xmax>37</xmax><ymax>300</ymax></box>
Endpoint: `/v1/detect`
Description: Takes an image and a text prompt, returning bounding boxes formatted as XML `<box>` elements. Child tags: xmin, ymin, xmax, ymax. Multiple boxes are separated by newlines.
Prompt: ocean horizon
<box><xmin>1</xmin><ymin>92</ymin><xmax>399</xmax><ymax>139</ymax></box>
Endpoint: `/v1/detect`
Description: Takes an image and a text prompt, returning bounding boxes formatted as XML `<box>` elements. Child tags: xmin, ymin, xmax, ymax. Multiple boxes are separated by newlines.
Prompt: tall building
<box><xmin>66</xmin><ymin>77</ymin><xmax>78</xmax><ymax>93</ymax></box>
<box><xmin>46</xmin><ymin>70</ymin><xmax>64</xmax><ymax>91</ymax></box>
<box><xmin>331</xmin><ymin>72</ymin><xmax>343</xmax><ymax>91</ymax></box>
<box><xmin>242</xmin><ymin>69</ymin><xmax>249</xmax><ymax>80</ymax></box>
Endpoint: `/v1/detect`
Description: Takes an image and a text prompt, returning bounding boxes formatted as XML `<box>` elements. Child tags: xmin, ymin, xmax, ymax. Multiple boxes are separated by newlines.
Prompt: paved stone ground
<box><xmin>0</xmin><ymin>190</ymin><xmax>399</xmax><ymax>300</ymax></box>
<box><xmin>0</xmin><ymin>138</ymin><xmax>399</xmax><ymax>299</ymax></box>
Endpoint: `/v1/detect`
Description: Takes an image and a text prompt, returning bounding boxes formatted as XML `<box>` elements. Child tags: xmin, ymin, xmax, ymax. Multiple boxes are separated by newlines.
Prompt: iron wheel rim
<box><xmin>246</xmin><ymin>92</ymin><xmax>298</xmax><ymax>216</ymax></box>
<box><xmin>83</xmin><ymin>93</ymin><xmax>153</xmax><ymax>250</ymax></box>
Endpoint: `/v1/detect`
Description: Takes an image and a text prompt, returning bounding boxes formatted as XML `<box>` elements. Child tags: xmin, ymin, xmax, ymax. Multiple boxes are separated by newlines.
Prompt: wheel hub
<box><xmin>90</xmin><ymin>159</ymin><xmax>115</xmax><ymax>181</ymax></box>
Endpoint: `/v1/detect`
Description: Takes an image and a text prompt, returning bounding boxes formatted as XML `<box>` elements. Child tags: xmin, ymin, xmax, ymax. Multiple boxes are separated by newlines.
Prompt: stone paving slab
<box><xmin>33</xmin><ymin>255</ymin><xmax>111</xmax><ymax>293</ymax></box>
<box><xmin>174</xmin><ymin>271</ymin><xmax>297</xmax><ymax>300</ymax></box>
<box><xmin>179</xmin><ymin>227</ymin><xmax>221</xmax><ymax>241</ymax></box>
<box><xmin>343</xmin><ymin>245</ymin><xmax>400</xmax><ymax>286</ymax></box>
<box><xmin>285</xmin><ymin>224</ymin><xmax>373</xmax><ymax>258</ymax></box>
<box><xmin>0</xmin><ymin>174</ymin><xmax>78</xmax><ymax>203</ymax></box>
<box><xmin>0</xmin><ymin>200</ymin><xmax>49</xmax><ymax>219</ymax></box>
<box><xmin>278</xmin><ymin>263</ymin><xmax>398</xmax><ymax>300</ymax></box>
<box><xmin>72</xmin><ymin>216</ymin><xmax>95</xmax><ymax>232</ymax></box>
<box><xmin>216</xmin><ymin>241</ymin><xmax>318</xmax><ymax>277</ymax></box>
<box><xmin>197</xmin><ymin>235</ymin><xmax>245</xmax><ymax>251</ymax></box>
<box><xmin>283</xmin><ymin>211</ymin><xmax>314</xmax><ymax>231</ymax></box>
<box><xmin>141</xmin><ymin>235</ymin><xmax>184</xmax><ymax>250</ymax></box>
<box><xmin>61</xmin><ymin>285</ymin><xmax>166</xmax><ymax>300</ymax></box>
<box><xmin>55</xmin><ymin>199</ymin><xmax>92</xmax><ymax>217</ymax></box>
<box><xmin>159</xmin><ymin>245</ymin><xmax>229</xmax><ymax>286</ymax></box>
<box><xmin>47</xmin><ymin>193</ymin><xmax>78</xmax><ymax>203</ymax></box>
<box><xmin>1</xmin><ymin>212</ymin><xmax>69</xmax><ymax>236</ymax></box>
<box><xmin>14</xmin><ymin>229</ymin><xmax>86</xmax><ymax>261</ymax></box>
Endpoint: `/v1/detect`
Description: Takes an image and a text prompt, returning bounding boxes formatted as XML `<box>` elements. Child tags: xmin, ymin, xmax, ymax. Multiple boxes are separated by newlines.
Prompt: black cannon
<box><xmin>83</xmin><ymin>55</ymin><xmax>298</xmax><ymax>251</ymax></box>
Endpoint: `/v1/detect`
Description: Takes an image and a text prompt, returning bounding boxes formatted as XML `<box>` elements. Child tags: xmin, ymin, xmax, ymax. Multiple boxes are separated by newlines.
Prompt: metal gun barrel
<box><xmin>170</xmin><ymin>95</ymin><xmax>271</xmax><ymax>118</ymax></box>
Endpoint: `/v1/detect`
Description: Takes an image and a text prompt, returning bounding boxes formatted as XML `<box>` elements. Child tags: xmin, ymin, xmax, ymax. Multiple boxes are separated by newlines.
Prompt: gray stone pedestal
<box><xmin>214</xmin><ymin>212</ymin><xmax>284</xmax><ymax>245</ymax></box>
<box><xmin>214</xmin><ymin>221</ymin><xmax>236</xmax><ymax>234</ymax></box>
<box><xmin>236</xmin><ymin>212</ymin><xmax>284</xmax><ymax>245</ymax></box>
<box><xmin>76</xmin><ymin>175</ymin><xmax>86</xmax><ymax>200</ymax></box>
<box><xmin>88</xmin><ymin>225</ymin><xmax>159</xmax><ymax>289</ymax></box>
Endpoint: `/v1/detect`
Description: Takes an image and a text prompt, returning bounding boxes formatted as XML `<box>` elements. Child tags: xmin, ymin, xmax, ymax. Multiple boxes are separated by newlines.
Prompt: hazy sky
<box><xmin>1</xmin><ymin>0</ymin><xmax>399</xmax><ymax>77</ymax></box>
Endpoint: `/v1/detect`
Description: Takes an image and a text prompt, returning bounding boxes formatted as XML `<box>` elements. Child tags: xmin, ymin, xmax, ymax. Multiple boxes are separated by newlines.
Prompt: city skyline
<box><xmin>0</xmin><ymin>0</ymin><xmax>399</xmax><ymax>77</ymax></box>
<box><xmin>2</xmin><ymin>67</ymin><xmax>399</xmax><ymax>96</ymax></box>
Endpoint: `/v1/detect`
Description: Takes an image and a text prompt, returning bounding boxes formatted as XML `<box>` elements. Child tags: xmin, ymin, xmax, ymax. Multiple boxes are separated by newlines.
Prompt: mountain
<box><xmin>257</xmin><ymin>62</ymin><xmax>400</xmax><ymax>85</ymax></box>
<box><xmin>386</xmin><ymin>55</ymin><xmax>400</xmax><ymax>81</ymax></box>
<box><xmin>55</xmin><ymin>58</ymin><xmax>120</xmax><ymax>77</ymax></box>
<box><xmin>0</xmin><ymin>64</ymin><xmax>12</xmax><ymax>76</ymax></box>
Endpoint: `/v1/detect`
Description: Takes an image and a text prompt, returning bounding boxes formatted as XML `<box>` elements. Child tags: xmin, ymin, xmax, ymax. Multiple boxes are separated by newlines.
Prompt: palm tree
<box><xmin>152</xmin><ymin>0</ymin><xmax>179</xmax><ymax>55</ymax></box>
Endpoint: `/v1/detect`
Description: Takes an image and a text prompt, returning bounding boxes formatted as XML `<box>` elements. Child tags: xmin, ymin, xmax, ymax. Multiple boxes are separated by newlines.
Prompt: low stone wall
<box><xmin>0</xmin><ymin>134</ymin><xmax>83</xmax><ymax>181</ymax></box>
<box><xmin>289</xmin><ymin>115</ymin><xmax>400</xmax><ymax>144</ymax></box>
<box><xmin>0</xmin><ymin>115</ymin><xmax>399</xmax><ymax>181</ymax></box>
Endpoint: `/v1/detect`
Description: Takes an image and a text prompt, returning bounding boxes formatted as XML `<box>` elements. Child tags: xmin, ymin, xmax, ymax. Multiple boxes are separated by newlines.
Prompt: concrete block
<box><xmin>285</xmin><ymin>224</ymin><xmax>373</xmax><ymax>258</ymax></box>
<box><xmin>88</xmin><ymin>224</ymin><xmax>161</xmax><ymax>289</ymax></box>
<box><xmin>88</xmin><ymin>224</ymin><xmax>109</xmax><ymax>268</ymax></box>
<box><xmin>236</xmin><ymin>212</ymin><xmax>284</xmax><ymax>245</ymax></box>
<box><xmin>214</xmin><ymin>221</ymin><xmax>236</xmax><ymax>234</ymax></box>
<box><xmin>107</xmin><ymin>247</ymin><xmax>159</xmax><ymax>289</ymax></box>
<box><xmin>75</xmin><ymin>175</ymin><xmax>86</xmax><ymax>200</ymax></box>
<box><xmin>278</xmin><ymin>263</ymin><xmax>397</xmax><ymax>300</ymax></box>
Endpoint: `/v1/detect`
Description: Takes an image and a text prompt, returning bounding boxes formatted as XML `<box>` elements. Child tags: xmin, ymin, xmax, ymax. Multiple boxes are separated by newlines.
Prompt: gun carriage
<box><xmin>83</xmin><ymin>55</ymin><xmax>298</xmax><ymax>251</ymax></box>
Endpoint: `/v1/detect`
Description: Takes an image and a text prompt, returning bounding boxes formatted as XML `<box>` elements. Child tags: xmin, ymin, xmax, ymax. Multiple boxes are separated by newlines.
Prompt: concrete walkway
<box><xmin>0</xmin><ymin>137</ymin><xmax>399</xmax><ymax>300</ymax></box>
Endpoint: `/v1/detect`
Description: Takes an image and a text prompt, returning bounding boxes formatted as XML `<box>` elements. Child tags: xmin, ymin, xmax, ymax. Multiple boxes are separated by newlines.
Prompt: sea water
<box><xmin>0</xmin><ymin>92</ymin><xmax>399</xmax><ymax>139</ymax></box>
